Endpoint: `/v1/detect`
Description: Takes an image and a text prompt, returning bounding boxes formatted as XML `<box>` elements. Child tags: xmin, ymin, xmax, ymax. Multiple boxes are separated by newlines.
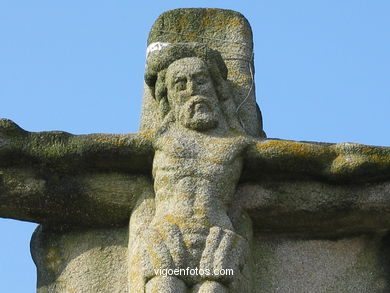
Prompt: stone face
<box><xmin>1</xmin><ymin>7</ymin><xmax>390</xmax><ymax>293</ymax></box>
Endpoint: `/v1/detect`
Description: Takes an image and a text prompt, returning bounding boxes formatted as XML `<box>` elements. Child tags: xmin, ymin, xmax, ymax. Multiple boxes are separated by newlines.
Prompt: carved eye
<box><xmin>175</xmin><ymin>79</ymin><xmax>187</xmax><ymax>91</ymax></box>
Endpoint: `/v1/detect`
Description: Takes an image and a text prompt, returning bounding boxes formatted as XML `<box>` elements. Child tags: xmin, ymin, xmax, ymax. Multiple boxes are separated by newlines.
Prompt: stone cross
<box><xmin>1</xmin><ymin>8</ymin><xmax>390</xmax><ymax>293</ymax></box>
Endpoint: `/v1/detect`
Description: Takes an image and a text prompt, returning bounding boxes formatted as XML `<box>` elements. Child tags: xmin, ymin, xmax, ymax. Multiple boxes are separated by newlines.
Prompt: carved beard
<box><xmin>178</xmin><ymin>95</ymin><xmax>219</xmax><ymax>131</ymax></box>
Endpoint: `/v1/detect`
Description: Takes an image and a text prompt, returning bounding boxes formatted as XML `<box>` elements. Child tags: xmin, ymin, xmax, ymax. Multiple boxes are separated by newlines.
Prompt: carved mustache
<box><xmin>186</xmin><ymin>96</ymin><xmax>214</xmax><ymax>115</ymax></box>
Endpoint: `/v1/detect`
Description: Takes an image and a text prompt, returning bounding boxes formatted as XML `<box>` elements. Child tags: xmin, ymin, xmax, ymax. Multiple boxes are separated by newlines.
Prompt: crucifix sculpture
<box><xmin>1</xmin><ymin>8</ymin><xmax>390</xmax><ymax>293</ymax></box>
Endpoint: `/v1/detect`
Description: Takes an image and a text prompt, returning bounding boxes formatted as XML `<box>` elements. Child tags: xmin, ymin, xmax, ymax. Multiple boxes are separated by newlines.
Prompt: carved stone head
<box><xmin>164</xmin><ymin>56</ymin><xmax>220</xmax><ymax>131</ymax></box>
<box><xmin>145</xmin><ymin>43</ymin><xmax>243</xmax><ymax>132</ymax></box>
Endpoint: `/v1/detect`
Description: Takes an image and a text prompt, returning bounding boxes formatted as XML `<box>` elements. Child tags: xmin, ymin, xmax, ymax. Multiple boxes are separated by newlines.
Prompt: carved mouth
<box><xmin>180</xmin><ymin>96</ymin><xmax>218</xmax><ymax>130</ymax></box>
<box><xmin>188</xmin><ymin>97</ymin><xmax>212</xmax><ymax>116</ymax></box>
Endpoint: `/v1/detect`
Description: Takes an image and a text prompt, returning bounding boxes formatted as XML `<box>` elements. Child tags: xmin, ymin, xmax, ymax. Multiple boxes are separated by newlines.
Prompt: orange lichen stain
<box><xmin>256</xmin><ymin>140</ymin><xmax>329</xmax><ymax>160</ymax></box>
<box><xmin>93</xmin><ymin>134</ymin><xmax>128</xmax><ymax>147</ymax></box>
<box><xmin>140</xmin><ymin>129</ymin><xmax>155</xmax><ymax>140</ymax></box>
<box><xmin>163</xmin><ymin>214</ymin><xmax>180</xmax><ymax>226</ymax></box>
<box><xmin>187</xmin><ymin>32</ymin><xmax>197</xmax><ymax>41</ymax></box>
<box><xmin>158</xmin><ymin>214</ymin><xmax>210</xmax><ymax>230</ymax></box>
<box><xmin>201</xmin><ymin>9</ymin><xmax>237</xmax><ymax>30</ymax></box>
<box><xmin>201</xmin><ymin>154</ymin><xmax>224</xmax><ymax>165</ymax></box>
<box><xmin>177</xmin><ymin>17</ymin><xmax>189</xmax><ymax>32</ymax></box>
<box><xmin>228</xmin><ymin>70</ymin><xmax>240</xmax><ymax>78</ymax></box>
<box><xmin>154</xmin><ymin>175</ymin><xmax>170</xmax><ymax>189</ymax></box>
<box><xmin>146</xmin><ymin>243</ymin><xmax>165</xmax><ymax>269</ymax></box>
<box><xmin>129</xmin><ymin>268</ymin><xmax>144</xmax><ymax>292</ymax></box>
<box><xmin>95</xmin><ymin>135</ymin><xmax>111</xmax><ymax>144</ymax></box>
<box><xmin>227</xmin><ymin>17</ymin><xmax>243</xmax><ymax>29</ymax></box>
<box><xmin>112</xmin><ymin>135</ymin><xmax>129</xmax><ymax>147</ymax></box>
<box><xmin>146</xmin><ymin>229</ymin><xmax>162</xmax><ymax>245</ymax></box>
<box><xmin>194</xmin><ymin>213</ymin><xmax>212</xmax><ymax>225</ymax></box>
<box><xmin>233</xmin><ymin>73</ymin><xmax>253</xmax><ymax>85</ymax></box>
<box><xmin>202</xmin><ymin>12</ymin><xmax>244</xmax><ymax>30</ymax></box>
<box><xmin>201</xmin><ymin>10</ymin><xmax>215</xmax><ymax>28</ymax></box>
<box><xmin>161</xmin><ymin>137</ymin><xmax>173</xmax><ymax>143</ymax></box>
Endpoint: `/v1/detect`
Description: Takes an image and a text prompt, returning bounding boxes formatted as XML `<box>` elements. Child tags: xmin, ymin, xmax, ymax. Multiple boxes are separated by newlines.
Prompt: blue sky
<box><xmin>1</xmin><ymin>1</ymin><xmax>390</xmax><ymax>291</ymax></box>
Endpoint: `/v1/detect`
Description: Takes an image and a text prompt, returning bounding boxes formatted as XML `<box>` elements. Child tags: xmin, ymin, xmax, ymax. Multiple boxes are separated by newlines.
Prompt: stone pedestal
<box><xmin>31</xmin><ymin>179</ymin><xmax>390</xmax><ymax>292</ymax></box>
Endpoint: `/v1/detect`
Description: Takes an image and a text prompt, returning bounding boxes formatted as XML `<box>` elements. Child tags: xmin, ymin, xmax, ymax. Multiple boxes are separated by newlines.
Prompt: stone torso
<box><xmin>151</xmin><ymin>125</ymin><xmax>247</xmax><ymax>266</ymax></box>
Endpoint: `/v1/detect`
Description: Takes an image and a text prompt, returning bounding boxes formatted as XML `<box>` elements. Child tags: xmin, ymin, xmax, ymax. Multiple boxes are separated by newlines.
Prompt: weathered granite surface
<box><xmin>1</xmin><ymin>8</ymin><xmax>390</xmax><ymax>293</ymax></box>
<box><xmin>141</xmin><ymin>8</ymin><xmax>265</xmax><ymax>139</ymax></box>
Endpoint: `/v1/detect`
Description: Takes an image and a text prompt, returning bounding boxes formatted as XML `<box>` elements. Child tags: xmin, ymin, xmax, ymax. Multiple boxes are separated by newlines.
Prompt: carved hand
<box><xmin>329</xmin><ymin>142</ymin><xmax>390</xmax><ymax>180</ymax></box>
<box><xmin>200</xmin><ymin>227</ymin><xmax>248</xmax><ymax>283</ymax></box>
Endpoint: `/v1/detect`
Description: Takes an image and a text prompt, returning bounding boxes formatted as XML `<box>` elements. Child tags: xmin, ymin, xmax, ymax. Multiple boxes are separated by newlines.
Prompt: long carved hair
<box><xmin>144</xmin><ymin>43</ymin><xmax>244</xmax><ymax>134</ymax></box>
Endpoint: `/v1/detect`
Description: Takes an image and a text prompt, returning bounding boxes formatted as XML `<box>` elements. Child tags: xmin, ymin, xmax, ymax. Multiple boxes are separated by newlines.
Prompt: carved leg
<box><xmin>145</xmin><ymin>276</ymin><xmax>187</xmax><ymax>293</ymax></box>
<box><xmin>129</xmin><ymin>223</ymin><xmax>188</xmax><ymax>292</ymax></box>
<box><xmin>129</xmin><ymin>228</ymin><xmax>175</xmax><ymax>292</ymax></box>
<box><xmin>191</xmin><ymin>281</ymin><xmax>228</xmax><ymax>293</ymax></box>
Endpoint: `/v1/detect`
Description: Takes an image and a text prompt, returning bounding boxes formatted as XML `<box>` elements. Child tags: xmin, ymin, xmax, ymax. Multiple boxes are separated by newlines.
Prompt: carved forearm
<box><xmin>329</xmin><ymin>142</ymin><xmax>390</xmax><ymax>181</ymax></box>
<box><xmin>26</xmin><ymin>131</ymin><xmax>154</xmax><ymax>173</ymax></box>
<box><xmin>0</xmin><ymin>119</ymin><xmax>155</xmax><ymax>223</ymax></box>
<box><xmin>0</xmin><ymin>166</ymin><xmax>153</xmax><ymax>225</ymax></box>
<box><xmin>245</xmin><ymin>139</ymin><xmax>390</xmax><ymax>182</ymax></box>
<box><xmin>0</xmin><ymin>118</ymin><xmax>154</xmax><ymax>173</ymax></box>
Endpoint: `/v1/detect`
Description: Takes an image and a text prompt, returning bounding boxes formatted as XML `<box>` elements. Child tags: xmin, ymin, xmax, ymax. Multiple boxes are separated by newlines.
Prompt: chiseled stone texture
<box><xmin>141</xmin><ymin>8</ymin><xmax>266</xmax><ymax>138</ymax></box>
<box><xmin>237</xmin><ymin>181</ymin><xmax>390</xmax><ymax>233</ymax></box>
<box><xmin>234</xmin><ymin>180</ymin><xmax>390</xmax><ymax>292</ymax></box>
<box><xmin>1</xmin><ymin>8</ymin><xmax>390</xmax><ymax>293</ymax></box>
<box><xmin>252</xmin><ymin>234</ymin><xmax>389</xmax><ymax>293</ymax></box>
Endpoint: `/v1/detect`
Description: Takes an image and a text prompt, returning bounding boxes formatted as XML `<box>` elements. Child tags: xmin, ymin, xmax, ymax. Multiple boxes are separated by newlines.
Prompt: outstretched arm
<box><xmin>244</xmin><ymin>138</ymin><xmax>390</xmax><ymax>182</ymax></box>
<box><xmin>0</xmin><ymin>118</ymin><xmax>154</xmax><ymax>173</ymax></box>
<box><xmin>0</xmin><ymin>118</ymin><xmax>155</xmax><ymax>225</ymax></box>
